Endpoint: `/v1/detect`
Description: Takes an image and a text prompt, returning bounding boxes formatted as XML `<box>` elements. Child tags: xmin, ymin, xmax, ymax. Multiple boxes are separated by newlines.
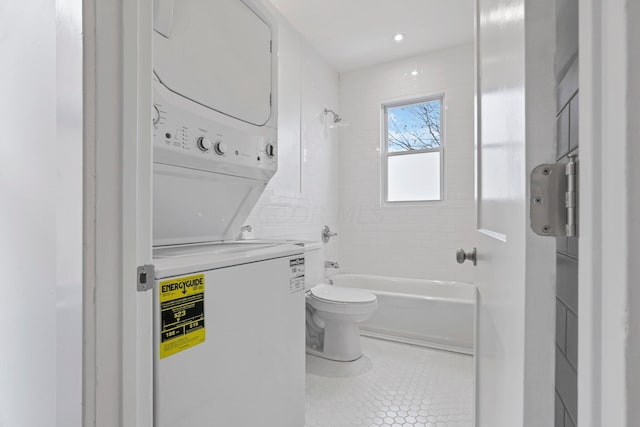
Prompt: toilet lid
<box><xmin>310</xmin><ymin>284</ymin><xmax>376</xmax><ymax>304</ymax></box>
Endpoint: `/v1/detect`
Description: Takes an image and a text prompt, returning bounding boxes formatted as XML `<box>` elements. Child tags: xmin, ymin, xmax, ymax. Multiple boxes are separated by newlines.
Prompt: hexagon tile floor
<box><xmin>305</xmin><ymin>337</ymin><xmax>474</xmax><ymax>427</ymax></box>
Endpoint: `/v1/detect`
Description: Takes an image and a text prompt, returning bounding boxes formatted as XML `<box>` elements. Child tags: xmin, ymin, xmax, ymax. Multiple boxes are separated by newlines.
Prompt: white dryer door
<box><xmin>154</xmin><ymin>0</ymin><xmax>273</xmax><ymax>126</ymax></box>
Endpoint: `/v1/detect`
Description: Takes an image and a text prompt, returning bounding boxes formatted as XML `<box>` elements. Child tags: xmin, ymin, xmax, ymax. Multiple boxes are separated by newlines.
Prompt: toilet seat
<box><xmin>310</xmin><ymin>284</ymin><xmax>376</xmax><ymax>304</ymax></box>
<box><xmin>308</xmin><ymin>285</ymin><xmax>377</xmax><ymax>315</ymax></box>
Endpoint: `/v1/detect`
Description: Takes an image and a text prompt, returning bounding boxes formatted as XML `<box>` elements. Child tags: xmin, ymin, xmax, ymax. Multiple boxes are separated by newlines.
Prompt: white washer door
<box><xmin>155</xmin><ymin>255</ymin><xmax>305</xmax><ymax>427</ymax></box>
<box><xmin>154</xmin><ymin>0</ymin><xmax>273</xmax><ymax>126</ymax></box>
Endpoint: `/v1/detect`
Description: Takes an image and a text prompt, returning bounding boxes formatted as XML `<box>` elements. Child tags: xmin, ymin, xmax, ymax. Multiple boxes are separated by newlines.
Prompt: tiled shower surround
<box><xmin>338</xmin><ymin>45</ymin><xmax>476</xmax><ymax>283</ymax></box>
<box><xmin>249</xmin><ymin>20</ymin><xmax>476</xmax><ymax>284</ymax></box>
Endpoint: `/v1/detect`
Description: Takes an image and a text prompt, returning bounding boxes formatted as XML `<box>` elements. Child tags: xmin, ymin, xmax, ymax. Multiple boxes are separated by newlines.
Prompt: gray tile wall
<box><xmin>556</xmin><ymin>0</ymin><xmax>579</xmax><ymax>79</ymax></box>
<box><xmin>554</xmin><ymin>65</ymin><xmax>579</xmax><ymax>427</ymax></box>
<box><xmin>554</xmin><ymin>0</ymin><xmax>579</xmax><ymax>422</ymax></box>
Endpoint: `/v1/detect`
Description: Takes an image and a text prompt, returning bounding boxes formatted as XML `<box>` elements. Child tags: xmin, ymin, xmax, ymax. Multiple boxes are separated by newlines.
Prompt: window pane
<box><xmin>387</xmin><ymin>99</ymin><xmax>442</xmax><ymax>152</ymax></box>
<box><xmin>387</xmin><ymin>152</ymin><xmax>441</xmax><ymax>201</ymax></box>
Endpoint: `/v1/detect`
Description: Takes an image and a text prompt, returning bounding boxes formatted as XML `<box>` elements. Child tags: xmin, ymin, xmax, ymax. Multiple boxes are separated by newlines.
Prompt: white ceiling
<box><xmin>269</xmin><ymin>0</ymin><xmax>475</xmax><ymax>73</ymax></box>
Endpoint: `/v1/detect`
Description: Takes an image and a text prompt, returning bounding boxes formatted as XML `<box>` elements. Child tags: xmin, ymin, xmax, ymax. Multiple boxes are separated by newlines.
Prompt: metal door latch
<box><xmin>530</xmin><ymin>154</ymin><xmax>578</xmax><ymax>237</ymax></box>
<box><xmin>137</xmin><ymin>264</ymin><xmax>155</xmax><ymax>292</ymax></box>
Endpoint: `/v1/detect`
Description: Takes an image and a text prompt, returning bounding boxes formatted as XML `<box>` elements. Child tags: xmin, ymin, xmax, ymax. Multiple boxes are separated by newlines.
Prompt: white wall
<box><xmin>628</xmin><ymin>1</ymin><xmax>640</xmax><ymax>421</ymax></box>
<box><xmin>0</xmin><ymin>1</ymin><xmax>80</xmax><ymax>425</ymax></box>
<box><xmin>337</xmin><ymin>44</ymin><xmax>475</xmax><ymax>283</ymax></box>
<box><xmin>56</xmin><ymin>0</ymin><xmax>83</xmax><ymax>425</ymax></box>
<box><xmin>246</xmin><ymin>16</ymin><xmax>341</xmax><ymax>261</ymax></box>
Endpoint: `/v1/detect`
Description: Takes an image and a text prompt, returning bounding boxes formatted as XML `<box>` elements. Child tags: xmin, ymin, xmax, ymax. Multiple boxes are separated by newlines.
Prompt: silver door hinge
<box><xmin>137</xmin><ymin>264</ymin><xmax>155</xmax><ymax>292</ymax></box>
<box><xmin>530</xmin><ymin>154</ymin><xmax>578</xmax><ymax>237</ymax></box>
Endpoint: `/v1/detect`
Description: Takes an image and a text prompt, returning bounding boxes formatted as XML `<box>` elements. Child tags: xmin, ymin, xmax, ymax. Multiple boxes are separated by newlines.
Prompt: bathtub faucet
<box><xmin>324</xmin><ymin>261</ymin><xmax>340</xmax><ymax>269</ymax></box>
<box><xmin>321</xmin><ymin>225</ymin><xmax>337</xmax><ymax>243</ymax></box>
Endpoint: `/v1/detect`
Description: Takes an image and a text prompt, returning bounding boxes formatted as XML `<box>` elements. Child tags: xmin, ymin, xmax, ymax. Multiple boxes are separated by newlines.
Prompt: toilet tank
<box><xmin>304</xmin><ymin>242</ymin><xmax>325</xmax><ymax>290</ymax></box>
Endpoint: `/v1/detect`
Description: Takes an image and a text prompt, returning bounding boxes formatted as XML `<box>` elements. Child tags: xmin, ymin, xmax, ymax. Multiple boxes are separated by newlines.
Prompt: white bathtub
<box><xmin>331</xmin><ymin>273</ymin><xmax>476</xmax><ymax>355</ymax></box>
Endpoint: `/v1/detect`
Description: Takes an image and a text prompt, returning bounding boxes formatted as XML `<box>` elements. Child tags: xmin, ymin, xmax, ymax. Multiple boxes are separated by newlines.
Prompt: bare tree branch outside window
<box><xmin>387</xmin><ymin>100</ymin><xmax>441</xmax><ymax>152</ymax></box>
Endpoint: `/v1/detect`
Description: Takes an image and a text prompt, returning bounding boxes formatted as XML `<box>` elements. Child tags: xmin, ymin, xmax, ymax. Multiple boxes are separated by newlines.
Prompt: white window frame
<box><xmin>381</xmin><ymin>95</ymin><xmax>445</xmax><ymax>205</ymax></box>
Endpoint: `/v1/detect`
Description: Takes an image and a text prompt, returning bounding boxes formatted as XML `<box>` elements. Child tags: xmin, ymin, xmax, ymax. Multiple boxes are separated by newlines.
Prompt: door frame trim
<box><xmin>83</xmin><ymin>0</ymin><xmax>154</xmax><ymax>425</ymax></box>
<box><xmin>579</xmin><ymin>0</ymin><xmax>638</xmax><ymax>425</ymax></box>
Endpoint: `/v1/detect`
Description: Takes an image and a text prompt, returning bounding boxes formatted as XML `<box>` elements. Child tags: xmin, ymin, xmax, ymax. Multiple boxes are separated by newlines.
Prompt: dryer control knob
<box><xmin>196</xmin><ymin>136</ymin><xmax>212</xmax><ymax>152</ymax></box>
<box><xmin>214</xmin><ymin>141</ymin><xmax>228</xmax><ymax>155</ymax></box>
<box><xmin>265</xmin><ymin>142</ymin><xmax>275</xmax><ymax>158</ymax></box>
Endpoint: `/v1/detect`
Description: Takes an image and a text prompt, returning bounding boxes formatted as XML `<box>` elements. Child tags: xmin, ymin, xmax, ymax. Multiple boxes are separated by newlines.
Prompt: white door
<box><xmin>473</xmin><ymin>0</ymin><xmax>556</xmax><ymax>426</ymax></box>
<box><xmin>473</xmin><ymin>43</ymin><xmax>528</xmax><ymax>424</ymax></box>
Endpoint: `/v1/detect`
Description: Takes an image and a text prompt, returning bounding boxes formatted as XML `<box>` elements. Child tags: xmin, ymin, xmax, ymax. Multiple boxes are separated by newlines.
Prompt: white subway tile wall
<box><xmin>338</xmin><ymin>45</ymin><xmax>476</xmax><ymax>283</ymax></box>
<box><xmin>246</xmin><ymin>17</ymin><xmax>341</xmax><ymax>262</ymax></box>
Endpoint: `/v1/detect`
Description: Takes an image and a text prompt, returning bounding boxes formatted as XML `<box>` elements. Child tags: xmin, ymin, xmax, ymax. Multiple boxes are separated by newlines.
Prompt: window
<box><xmin>383</xmin><ymin>97</ymin><xmax>444</xmax><ymax>203</ymax></box>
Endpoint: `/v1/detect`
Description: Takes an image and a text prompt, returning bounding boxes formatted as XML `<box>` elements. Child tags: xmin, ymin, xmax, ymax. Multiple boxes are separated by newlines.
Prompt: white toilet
<box><xmin>304</xmin><ymin>243</ymin><xmax>378</xmax><ymax>361</ymax></box>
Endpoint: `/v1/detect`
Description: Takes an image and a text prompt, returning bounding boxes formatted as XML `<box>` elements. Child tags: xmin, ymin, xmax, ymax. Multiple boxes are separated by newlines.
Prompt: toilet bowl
<box><xmin>306</xmin><ymin>284</ymin><xmax>378</xmax><ymax>361</ymax></box>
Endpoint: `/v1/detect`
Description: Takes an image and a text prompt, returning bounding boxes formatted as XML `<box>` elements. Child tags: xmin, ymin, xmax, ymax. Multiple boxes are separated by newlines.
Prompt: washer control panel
<box><xmin>152</xmin><ymin>100</ymin><xmax>277</xmax><ymax>181</ymax></box>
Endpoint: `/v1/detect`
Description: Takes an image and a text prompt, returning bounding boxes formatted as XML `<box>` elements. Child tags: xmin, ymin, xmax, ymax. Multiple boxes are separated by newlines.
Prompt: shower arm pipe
<box><xmin>323</xmin><ymin>108</ymin><xmax>342</xmax><ymax>123</ymax></box>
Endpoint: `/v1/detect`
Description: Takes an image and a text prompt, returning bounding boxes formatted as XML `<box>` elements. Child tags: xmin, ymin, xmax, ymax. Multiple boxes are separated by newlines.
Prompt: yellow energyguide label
<box><xmin>159</xmin><ymin>273</ymin><xmax>205</xmax><ymax>359</ymax></box>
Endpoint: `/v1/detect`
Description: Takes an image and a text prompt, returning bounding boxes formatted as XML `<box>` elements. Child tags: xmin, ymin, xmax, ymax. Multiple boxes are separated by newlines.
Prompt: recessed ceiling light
<box><xmin>393</xmin><ymin>33</ymin><xmax>405</xmax><ymax>42</ymax></box>
<box><xmin>411</xmin><ymin>70</ymin><xmax>418</xmax><ymax>76</ymax></box>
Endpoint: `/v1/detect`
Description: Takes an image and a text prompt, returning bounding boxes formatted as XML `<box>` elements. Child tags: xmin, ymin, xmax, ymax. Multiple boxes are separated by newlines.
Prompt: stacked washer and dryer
<box><xmin>150</xmin><ymin>1</ymin><xmax>304</xmax><ymax>426</ymax></box>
